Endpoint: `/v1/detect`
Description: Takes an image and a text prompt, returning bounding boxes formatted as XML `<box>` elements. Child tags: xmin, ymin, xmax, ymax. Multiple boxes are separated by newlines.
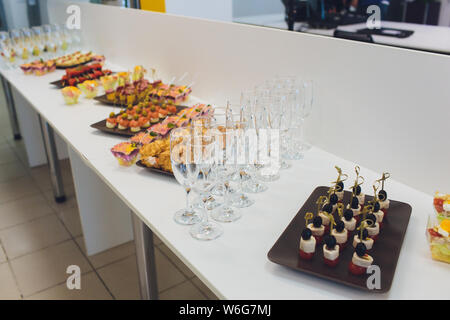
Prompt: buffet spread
<box><xmin>3</xmin><ymin>37</ymin><xmax>448</xmax><ymax>294</ymax></box>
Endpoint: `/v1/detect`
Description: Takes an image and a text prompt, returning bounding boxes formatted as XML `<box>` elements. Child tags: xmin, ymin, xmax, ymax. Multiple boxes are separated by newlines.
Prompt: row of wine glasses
<box><xmin>170</xmin><ymin>77</ymin><xmax>314</xmax><ymax>241</ymax></box>
<box><xmin>0</xmin><ymin>24</ymin><xmax>82</xmax><ymax>69</ymax></box>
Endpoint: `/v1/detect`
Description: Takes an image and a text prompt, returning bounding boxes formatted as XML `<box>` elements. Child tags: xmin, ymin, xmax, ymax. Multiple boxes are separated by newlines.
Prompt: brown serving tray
<box><xmin>267</xmin><ymin>186</ymin><xmax>411</xmax><ymax>293</ymax></box>
<box><xmin>55</xmin><ymin>59</ymin><xmax>92</xmax><ymax>69</ymax></box>
<box><xmin>93</xmin><ymin>93</ymin><xmax>188</xmax><ymax>107</ymax></box>
<box><xmin>90</xmin><ymin>105</ymin><xmax>188</xmax><ymax>137</ymax></box>
<box><xmin>50</xmin><ymin>72</ymin><xmax>115</xmax><ymax>89</ymax></box>
<box><xmin>136</xmin><ymin>160</ymin><xmax>174</xmax><ymax>177</ymax></box>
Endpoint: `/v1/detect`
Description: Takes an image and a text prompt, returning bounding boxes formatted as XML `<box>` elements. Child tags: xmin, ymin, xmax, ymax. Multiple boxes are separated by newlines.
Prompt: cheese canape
<box><xmin>342</xmin><ymin>208</ymin><xmax>357</xmax><ymax>232</ymax></box>
<box><xmin>347</xmin><ymin>196</ymin><xmax>362</xmax><ymax>221</ymax></box>
<box><xmin>372</xmin><ymin>202</ymin><xmax>385</xmax><ymax>227</ymax></box>
<box><xmin>349</xmin><ymin>243</ymin><xmax>373</xmax><ymax>275</ymax></box>
<box><xmin>378</xmin><ymin>189</ymin><xmax>390</xmax><ymax>213</ymax></box>
<box><xmin>307</xmin><ymin>216</ymin><xmax>325</xmax><ymax>245</ymax></box>
<box><xmin>299</xmin><ymin>228</ymin><xmax>316</xmax><ymax>260</ymax></box>
<box><xmin>335</xmin><ymin>181</ymin><xmax>344</xmax><ymax>201</ymax></box>
<box><xmin>365</xmin><ymin>214</ymin><xmax>380</xmax><ymax>241</ymax></box>
<box><xmin>318</xmin><ymin>203</ymin><xmax>333</xmax><ymax>233</ymax></box>
<box><xmin>130</xmin><ymin>115</ymin><xmax>141</xmax><ymax>133</ymax></box>
<box><xmin>323</xmin><ymin>235</ymin><xmax>339</xmax><ymax>267</ymax></box>
<box><xmin>352</xmin><ymin>229</ymin><xmax>374</xmax><ymax>250</ymax></box>
<box><xmin>331</xmin><ymin>221</ymin><xmax>348</xmax><ymax>251</ymax></box>
<box><xmin>352</xmin><ymin>184</ymin><xmax>365</xmax><ymax>206</ymax></box>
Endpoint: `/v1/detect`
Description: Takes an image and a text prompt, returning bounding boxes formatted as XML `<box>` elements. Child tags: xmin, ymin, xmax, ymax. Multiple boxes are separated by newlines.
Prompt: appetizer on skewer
<box><xmin>377</xmin><ymin>172</ymin><xmax>390</xmax><ymax>214</ymax></box>
<box><xmin>318</xmin><ymin>195</ymin><xmax>332</xmax><ymax>233</ymax></box>
<box><xmin>352</xmin><ymin>220</ymin><xmax>374</xmax><ymax>250</ymax></box>
<box><xmin>332</xmin><ymin>166</ymin><xmax>348</xmax><ymax>202</ymax></box>
<box><xmin>332</xmin><ymin>204</ymin><xmax>349</xmax><ymax>251</ymax></box>
<box><xmin>351</xmin><ymin>166</ymin><xmax>365</xmax><ymax>206</ymax></box>
<box><xmin>349</xmin><ymin>243</ymin><xmax>374</xmax><ymax>275</ymax></box>
<box><xmin>323</xmin><ymin>234</ymin><xmax>339</xmax><ymax>267</ymax></box>
<box><xmin>347</xmin><ymin>196</ymin><xmax>362</xmax><ymax>222</ymax></box>
<box><xmin>366</xmin><ymin>213</ymin><xmax>380</xmax><ymax>241</ymax></box>
<box><xmin>307</xmin><ymin>198</ymin><xmax>326</xmax><ymax>244</ymax></box>
<box><xmin>299</xmin><ymin>212</ymin><xmax>316</xmax><ymax>260</ymax></box>
<box><xmin>342</xmin><ymin>208</ymin><xmax>357</xmax><ymax>232</ymax></box>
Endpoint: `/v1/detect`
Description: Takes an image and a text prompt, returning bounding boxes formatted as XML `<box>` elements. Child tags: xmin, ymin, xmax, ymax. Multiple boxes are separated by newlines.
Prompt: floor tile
<box><xmin>0</xmin><ymin>143</ymin><xmax>18</xmax><ymax>165</ymax></box>
<box><xmin>0</xmin><ymin>162</ymin><xmax>28</xmax><ymax>183</ymax></box>
<box><xmin>154</xmin><ymin>247</ymin><xmax>187</xmax><ymax>292</ymax></box>
<box><xmin>43</xmin><ymin>184</ymin><xmax>77</xmax><ymax>212</ymax></box>
<box><xmin>58</xmin><ymin>205</ymin><xmax>83</xmax><ymax>237</ymax></box>
<box><xmin>97</xmin><ymin>255</ymin><xmax>141</xmax><ymax>300</ymax></box>
<box><xmin>0</xmin><ymin>194</ymin><xmax>54</xmax><ymax>230</ymax></box>
<box><xmin>10</xmin><ymin>240</ymin><xmax>92</xmax><ymax>297</ymax></box>
<box><xmin>159</xmin><ymin>243</ymin><xmax>195</xmax><ymax>279</ymax></box>
<box><xmin>0</xmin><ymin>243</ymin><xmax>6</xmax><ymax>264</ymax></box>
<box><xmin>160</xmin><ymin>280</ymin><xmax>206</xmax><ymax>300</ymax></box>
<box><xmin>26</xmin><ymin>272</ymin><xmax>112</xmax><ymax>300</ymax></box>
<box><xmin>30</xmin><ymin>162</ymin><xmax>74</xmax><ymax>192</ymax></box>
<box><xmin>0</xmin><ymin>176</ymin><xmax>41</xmax><ymax>204</ymax></box>
<box><xmin>0</xmin><ymin>263</ymin><xmax>21</xmax><ymax>299</ymax></box>
<box><xmin>0</xmin><ymin>214</ymin><xmax>71</xmax><ymax>259</ymax></box>
<box><xmin>192</xmin><ymin>277</ymin><xmax>219</xmax><ymax>300</ymax></box>
<box><xmin>75</xmin><ymin>236</ymin><xmax>135</xmax><ymax>269</ymax></box>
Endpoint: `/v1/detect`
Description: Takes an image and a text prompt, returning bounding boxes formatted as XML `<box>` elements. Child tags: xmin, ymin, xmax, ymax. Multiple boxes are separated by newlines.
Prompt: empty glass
<box><xmin>170</xmin><ymin>128</ymin><xmax>202</xmax><ymax>225</ymax></box>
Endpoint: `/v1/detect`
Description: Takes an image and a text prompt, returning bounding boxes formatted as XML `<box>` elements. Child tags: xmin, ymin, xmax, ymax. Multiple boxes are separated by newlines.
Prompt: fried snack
<box><xmin>139</xmin><ymin>138</ymin><xmax>172</xmax><ymax>172</ymax></box>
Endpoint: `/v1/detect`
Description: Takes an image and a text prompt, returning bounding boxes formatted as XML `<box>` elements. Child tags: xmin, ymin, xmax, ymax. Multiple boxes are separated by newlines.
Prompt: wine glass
<box><xmin>170</xmin><ymin>128</ymin><xmax>202</xmax><ymax>225</ymax></box>
<box><xmin>210</xmin><ymin>122</ymin><xmax>242</xmax><ymax>223</ymax></box>
<box><xmin>189</xmin><ymin>131</ymin><xmax>223</xmax><ymax>240</ymax></box>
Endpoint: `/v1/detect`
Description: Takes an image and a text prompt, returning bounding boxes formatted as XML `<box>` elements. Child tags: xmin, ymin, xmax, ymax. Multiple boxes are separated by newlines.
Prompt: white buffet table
<box><xmin>1</xmin><ymin>64</ymin><xmax>448</xmax><ymax>299</ymax></box>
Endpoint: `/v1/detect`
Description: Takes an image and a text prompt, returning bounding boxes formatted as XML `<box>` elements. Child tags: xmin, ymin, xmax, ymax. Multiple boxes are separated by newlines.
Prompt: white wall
<box><xmin>438</xmin><ymin>0</ymin><xmax>450</xmax><ymax>26</ymax></box>
<box><xmin>232</xmin><ymin>0</ymin><xmax>284</xmax><ymax>18</ymax></box>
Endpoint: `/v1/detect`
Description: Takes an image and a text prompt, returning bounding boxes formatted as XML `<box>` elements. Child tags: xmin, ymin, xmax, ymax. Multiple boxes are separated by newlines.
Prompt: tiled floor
<box><xmin>0</xmin><ymin>87</ymin><xmax>218</xmax><ymax>300</ymax></box>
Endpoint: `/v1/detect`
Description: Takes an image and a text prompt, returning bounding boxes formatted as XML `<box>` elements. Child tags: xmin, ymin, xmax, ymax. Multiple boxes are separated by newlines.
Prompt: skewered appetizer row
<box><xmin>54</xmin><ymin>51</ymin><xmax>104</xmax><ymax>67</ymax></box>
<box><xmin>299</xmin><ymin>166</ymin><xmax>391</xmax><ymax>275</ymax></box>
<box><xmin>61</xmin><ymin>63</ymin><xmax>111</xmax><ymax>87</ymax></box>
<box><xmin>20</xmin><ymin>59</ymin><xmax>56</xmax><ymax>76</ymax></box>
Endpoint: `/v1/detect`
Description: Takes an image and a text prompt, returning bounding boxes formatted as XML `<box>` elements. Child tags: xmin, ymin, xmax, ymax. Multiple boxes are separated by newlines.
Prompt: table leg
<box><xmin>1</xmin><ymin>76</ymin><xmax>21</xmax><ymax>140</ymax></box>
<box><xmin>132</xmin><ymin>212</ymin><xmax>159</xmax><ymax>300</ymax></box>
<box><xmin>38</xmin><ymin>115</ymin><xmax>66</xmax><ymax>203</ymax></box>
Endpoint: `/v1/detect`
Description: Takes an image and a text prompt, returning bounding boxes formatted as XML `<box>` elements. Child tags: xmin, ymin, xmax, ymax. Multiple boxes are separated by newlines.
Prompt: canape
<box><xmin>352</xmin><ymin>229</ymin><xmax>374</xmax><ymax>250</ymax></box>
<box><xmin>318</xmin><ymin>204</ymin><xmax>332</xmax><ymax>233</ymax></box>
<box><xmin>323</xmin><ymin>235</ymin><xmax>339</xmax><ymax>267</ymax></box>
<box><xmin>347</xmin><ymin>196</ymin><xmax>362</xmax><ymax>221</ymax></box>
<box><xmin>111</xmin><ymin>142</ymin><xmax>139</xmax><ymax>167</ymax></box>
<box><xmin>342</xmin><ymin>208</ymin><xmax>357</xmax><ymax>232</ymax></box>
<box><xmin>130</xmin><ymin>115</ymin><xmax>141</xmax><ymax>133</ymax></box>
<box><xmin>349</xmin><ymin>243</ymin><xmax>373</xmax><ymax>275</ymax></box>
<box><xmin>299</xmin><ymin>228</ymin><xmax>316</xmax><ymax>260</ymax></box>
<box><xmin>118</xmin><ymin>114</ymin><xmax>129</xmax><ymax>130</ymax></box>
<box><xmin>61</xmin><ymin>86</ymin><xmax>81</xmax><ymax>105</ymax></box>
<box><xmin>307</xmin><ymin>216</ymin><xmax>325</xmax><ymax>245</ymax></box>
<box><xmin>365</xmin><ymin>214</ymin><xmax>380</xmax><ymax>241</ymax></box>
<box><xmin>331</xmin><ymin>220</ymin><xmax>348</xmax><ymax>251</ymax></box>
<box><xmin>106</xmin><ymin>112</ymin><xmax>117</xmax><ymax>129</ymax></box>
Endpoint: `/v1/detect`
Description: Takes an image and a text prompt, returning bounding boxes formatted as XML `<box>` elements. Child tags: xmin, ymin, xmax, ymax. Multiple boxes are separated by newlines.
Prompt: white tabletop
<box><xmin>234</xmin><ymin>14</ymin><xmax>450</xmax><ymax>54</ymax></box>
<box><xmin>1</xmin><ymin>65</ymin><xmax>448</xmax><ymax>299</ymax></box>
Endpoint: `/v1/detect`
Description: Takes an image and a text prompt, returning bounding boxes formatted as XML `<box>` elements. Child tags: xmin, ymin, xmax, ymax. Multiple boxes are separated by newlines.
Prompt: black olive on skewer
<box><xmin>335</xmin><ymin>221</ymin><xmax>345</xmax><ymax>233</ymax></box>
<box><xmin>367</xmin><ymin>214</ymin><xmax>377</xmax><ymax>225</ymax></box>
<box><xmin>379</xmin><ymin>190</ymin><xmax>387</xmax><ymax>201</ymax></box>
<box><xmin>329</xmin><ymin>193</ymin><xmax>338</xmax><ymax>205</ymax></box>
<box><xmin>351</xmin><ymin>196</ymin><xmax>359</xmax><ymax>209</ymax></box>
<box><xmin>356</xmin><ymin>229</ymin><xmax>369</xmax><ymax>240</ymax></box>
<box><xmin>352</xmin><ymin>185</ymin><xmax>362</xmax><ymax>195</ymax></box>
<box><xmin>301</xmin><ymin>228</ymin><xmax>312</xmax><ymax>240</ymax></box>
<box><xmin>344</xmin><ymin>209</ymin><xmax>354</xmax><ymax>221</ymax></box>
<box><xmin>336</xmin><ymin>181</ymin><xmax>344</xmax><ymax>192</ymax></box>
<box><xmin>322</xmin><ymin>203</ymin><xmax>333</xmax><ymax>214</ymax></box>
<box><xmin>355</xmin><ymin>243</ymin><xmax>367</xmax><ymax>257</ymax></box>
<box><xmin>313</xmin><ymin>216</ymin><xmax>323</xmax><ymax>228</ymax></box>
<box><xmin>324</xmin><ymin>235</ymin><xmax>337</xmax><ymax>250</ymax></box>
<box><xmin>373</xmin><ymin>201</ymin><xmax>381</xmax><ymax>212</ymax></box>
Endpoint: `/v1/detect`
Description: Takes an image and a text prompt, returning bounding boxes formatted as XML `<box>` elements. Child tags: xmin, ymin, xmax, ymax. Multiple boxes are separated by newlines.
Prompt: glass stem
<box><xmin>224</xmin><ymin>181</ymin><xmax>230</xmax><ymax>208</ymax></box>
<box><xmin>185</xmin><ymin>187</ymin><xmax>191</xmax><ymax>212</ymax></box>
<box><xmin>299</xmin><ymin>118</ymin><xmax>305</xmax><ymax>145</ymax></box>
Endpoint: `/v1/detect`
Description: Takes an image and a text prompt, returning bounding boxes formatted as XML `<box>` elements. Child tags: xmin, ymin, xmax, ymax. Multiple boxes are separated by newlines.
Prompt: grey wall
<box><xmin>232</xmin><ymin>0</ymin><xmax>284</xmax><ymax>18</ymax></box>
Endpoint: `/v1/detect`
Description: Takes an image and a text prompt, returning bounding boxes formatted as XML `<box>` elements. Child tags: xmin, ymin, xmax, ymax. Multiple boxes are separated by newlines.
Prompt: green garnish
<box><xmin>167</xmin><ymin>123</ymin><xmax>175</xmax><ymax>128</ymax></box>
<box><xmin>149</xmin><ymin>131</ymin><xmax>157</xmax><ymax>137</ymax></box>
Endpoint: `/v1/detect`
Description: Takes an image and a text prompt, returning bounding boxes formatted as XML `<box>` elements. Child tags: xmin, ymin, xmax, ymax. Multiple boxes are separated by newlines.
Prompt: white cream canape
<box><xmin>380</xmin><ymin>199</ymin><xmax>390</xmax><ymax>210</ymax></box>
<box><xmin>300</xmin><ymin>236</ymin><xmax>316</xmax><ymax>253</ymax></box>
<box><xmin>352</xmin><ymin>252</ymin><xmax>373</xmax><ymax>268</ymax></box>
<box><xmin>367</xmin><ymin>222</ymin><xmax>380</xmax><ymax>238</ymax></box>
<box><xmin>342</xmin><ymin>216</ymin><xmax>356</xmax><ymax>232</ymax></box>
<box><xmin>323</xmin><ymin>244</ymin><xmax>339</xmax><ymax>260</ymax></box>
<box><xmin>331</xmin><ymin>228</ymin><xmax>348</xmax><ymax>244</ymax></box>
<box><xmin>352</xmin><ymin>235</ymin><xmax>374</xmax><ymax>250</ymax></box>
<box><xmin>307</xmin><ymin>223</ymin><xmax>325</xmax><ymax>237</ymax></box>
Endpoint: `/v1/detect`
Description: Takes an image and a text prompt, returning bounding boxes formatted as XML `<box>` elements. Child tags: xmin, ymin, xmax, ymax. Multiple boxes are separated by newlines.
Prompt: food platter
<box><xmin>90</xmin><ymin>105</ymin><xmax>188</xmax><ymax>137</ymax></box>
<box><xmin>55</xmin><ymin>59</ymin><xmax>92</xmax><ymax>69</ymax></box>
<box><xmin>267</xmin><ymin>186</ymin><xmax>411</xmax><ymax>293</ymax></box>
<box><xmin>136</xmin><ymin>160</ymin><xmax>174</xmax><ymax>177</ymax></box>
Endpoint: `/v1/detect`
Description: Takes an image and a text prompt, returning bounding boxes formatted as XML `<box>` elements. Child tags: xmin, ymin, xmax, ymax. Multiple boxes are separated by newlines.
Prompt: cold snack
<box><xmin>111</xmin><ymin>142</ymin><xmax>140</xmax><ymax>166</ymax></box>
<box><xmin>61</xmin><ymin>86</ymin><xmax>81</xmax><ymax>105</ymax></box>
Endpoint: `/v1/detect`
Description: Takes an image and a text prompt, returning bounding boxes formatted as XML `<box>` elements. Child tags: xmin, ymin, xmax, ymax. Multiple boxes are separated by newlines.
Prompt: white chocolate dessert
<box><xmin>318</xmin><ymin>212</ymin><xmax>331</xmax><ymax>226</ymax></box>
<box><xmin>352</xmin><ymin>252</ymin><xmax>373</xmax><ymax>268</ymax></box>
<box><xmin>367</xmin><ymin>222</ymin><xmax>380</xmax><ymax>237</ymax></box>
<box><xmin>300</xmin><ymin>236</ymin><xmax>316</xmax><ymax>253</ymax></box>
<box><xmin>353</xmin><ymin>235</ymin><xmax>374</xmax><ymax>250</ymax></box>
<box><xmin>331</xmin><ymin>228</ymin><xmax>348</xmax><ymax>244</ymax></box>
<box><xmin>380</xmin><ymin>199</ymin><xmax>390</xmax><ymax>210</ymax></box>
<box><xmin>307</xmin><ymin>223</ymin><xmax>325</xmax><ymax>236</ymax></box>
<box><xmin>323</xmin><ymin>244</ymin><xmax>339</xmax><ymax>260</ymax></box>
<box><xmin>373</xmin><ymin>210</ymin><xmax>384</xmax><ymax>223</ymax></box>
